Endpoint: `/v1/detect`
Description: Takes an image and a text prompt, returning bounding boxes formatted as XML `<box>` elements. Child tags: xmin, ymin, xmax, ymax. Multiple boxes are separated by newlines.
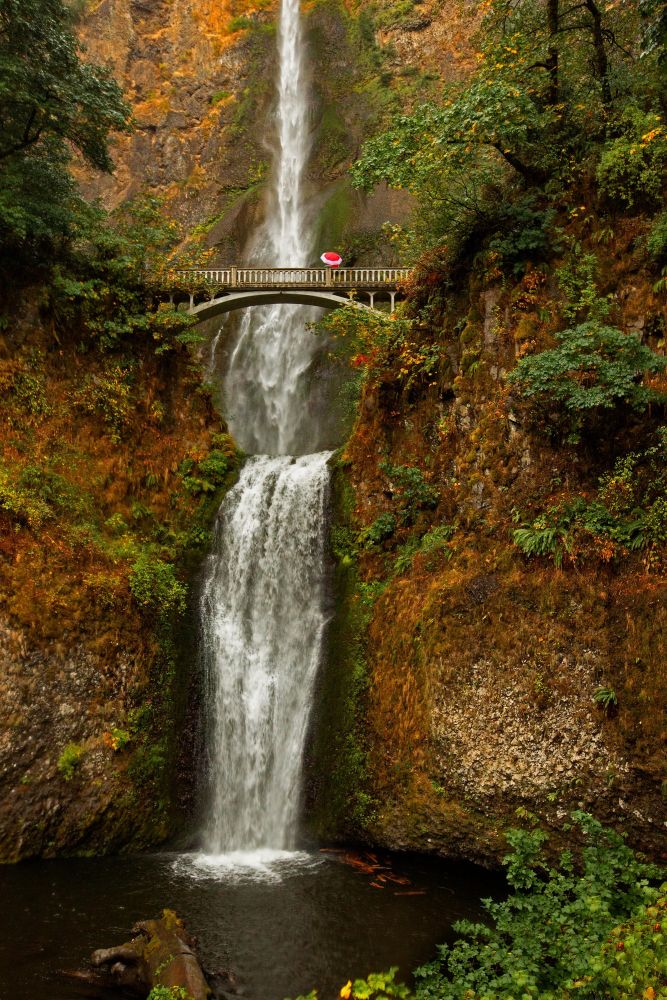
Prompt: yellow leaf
<box><xmin>644</xmin><ymin>989</ymin><xmax>655</xmax><ymax>1000</ymax></box>
<box><xmin>340</xmin><ymin>982</ymin><xmax>352</xmax><ymax>1000</ymax></box>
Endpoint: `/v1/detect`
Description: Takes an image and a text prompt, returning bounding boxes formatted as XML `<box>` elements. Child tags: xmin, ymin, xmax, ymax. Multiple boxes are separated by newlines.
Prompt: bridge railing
<box><xmin>175</xmin><ymin>267</ymin><xmax>411</xmax><ymax>290</ymax></box>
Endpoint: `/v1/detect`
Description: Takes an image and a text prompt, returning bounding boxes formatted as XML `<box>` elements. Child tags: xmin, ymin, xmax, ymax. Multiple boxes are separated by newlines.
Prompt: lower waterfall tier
<box><xmin>200</xmin><ymin>453</ymin><xmax>332</xmax><ymax>854</ymax></box>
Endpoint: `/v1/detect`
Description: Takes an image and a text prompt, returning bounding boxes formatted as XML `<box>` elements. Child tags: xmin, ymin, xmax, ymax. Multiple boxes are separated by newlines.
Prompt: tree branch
<box><xmin>0</xmin><ymin>107</ymin><xmax>43</xmax><ymax>160</ymax></box>
<box><xmin>601</xmin><ymin>27</ymin><xmax>634</xmax><ymax>59</ymax></box>
<box><xmin>492</xmin><ymin>143</ymin><xmax>547</xmax><ymax>183</ymax></box>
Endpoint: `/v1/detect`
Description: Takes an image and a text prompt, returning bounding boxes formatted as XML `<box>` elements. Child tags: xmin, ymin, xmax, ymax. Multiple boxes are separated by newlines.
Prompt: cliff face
<box><xmin>0</xmin><ymin>278</ymin><xmax>240</xmax><ymax>860</ymax></box>
<box><xmin>77</xmin><ymin>0</ymin><xmax>280</xmax><ymax>254</ymax></box>
<box><xmin>1</xmin><ymin>0</ymin><xmax>451</xmax><ymax>860</ymax></box>
<box><xmin>310</xmin><ymin>228</ymin><xmax>667</xmax><ymax>866</ymax></box>
<box><xmin>76</xmin><ymin>0</ymin><xmax>473</xmax><ymax>263</ymax></box>
<box><xmin>10</xmin><ymin>0</ymin><xmax>661</xmax><ymax>869</ymax></box>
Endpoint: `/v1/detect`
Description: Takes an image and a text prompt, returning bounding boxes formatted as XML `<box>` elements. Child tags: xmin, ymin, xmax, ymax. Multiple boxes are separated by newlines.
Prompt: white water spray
<box><xmin>200</xmin><ymin>0</ymin><xmax>332</xmax><ymax>860</ymax></box>
<box><xmin>201</xmin><ymin>454</ymin><xmax>330</xmax><ymax>853</ymax></box>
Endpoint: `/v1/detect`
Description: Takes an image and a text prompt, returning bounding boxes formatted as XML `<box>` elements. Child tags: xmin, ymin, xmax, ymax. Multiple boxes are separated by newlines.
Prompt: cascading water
<box><xmin>222</xmin><ymin>0</ymin><xmax>323</xmax><ymax>458</ymax></box>
<box><xmin>200</xmin><ymin>455</ymin><xmax>330</xmax><ymax>854</ymax></box>
<box><xmin>199</xmin><ymin>0</ymin><xmax>332</xmax><ymax>861</ymax></box>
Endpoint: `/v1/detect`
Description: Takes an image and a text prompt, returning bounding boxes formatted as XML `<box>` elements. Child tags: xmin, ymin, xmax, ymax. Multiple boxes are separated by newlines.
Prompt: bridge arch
<box><xmin>186</xmin><ymin>289</ymin><xmax>378</xmax><ymax>322</ymax></box>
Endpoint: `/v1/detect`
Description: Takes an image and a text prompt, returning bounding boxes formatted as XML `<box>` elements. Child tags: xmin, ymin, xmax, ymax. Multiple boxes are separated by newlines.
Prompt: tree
<box><xmin>639</xmin><ymin>0</ymin><xmax>667</xmax><ymax>85</ymax></box>
<box><xmin>351</xmin><ymin>0</ymin><xmax>658</xmax><ymax>254</ymax></box>
<box><xmin>0</xmin><ymin>0</ymin><xmax>131</xmax><ymax>247</ymax></box>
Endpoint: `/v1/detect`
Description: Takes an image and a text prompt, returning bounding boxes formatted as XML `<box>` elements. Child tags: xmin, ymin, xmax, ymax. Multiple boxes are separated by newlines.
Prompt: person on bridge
<box><xmin>320</xmin><ymin>252</ymin><xmax>343</xmax><ymax>269</ymax></box>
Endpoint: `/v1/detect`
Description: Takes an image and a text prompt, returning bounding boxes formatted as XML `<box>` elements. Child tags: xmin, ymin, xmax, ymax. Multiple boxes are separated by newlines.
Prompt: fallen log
<box><xmin>90</xmin><ymin>909</ymin><xmax>210</xmax><ymax>999</ymax></box>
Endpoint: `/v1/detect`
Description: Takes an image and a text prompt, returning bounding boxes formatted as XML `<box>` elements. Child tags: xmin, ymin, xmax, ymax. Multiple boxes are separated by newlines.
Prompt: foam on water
<box><xmin>175</xmin><ymin>849</ymin><xmax>322</xmax><ymax>884</ymax></box>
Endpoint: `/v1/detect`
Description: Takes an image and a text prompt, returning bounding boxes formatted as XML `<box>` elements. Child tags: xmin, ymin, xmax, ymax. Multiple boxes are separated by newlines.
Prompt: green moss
<box><xmin>312</xmin><ymin>105</ymin><xmax>352</xmax><ymax>175</ymax></box>
<box><xmin>314</xmin><ymin>181</ymin><xmax>355</xmax><ymax>253</ymax></box>
<box><xmin>307</xmin><ymin>457</ymin><xmax>380</xmax><ymax>838</ymax></box>
<box><xmin>229</xmin><ymin>28</ymin><xmax>276</xmax><ymax>139</ymax></box>
<box><xmin>57</xmin><ymin>743</ymin><xmax>84</xmax><ymax>781</ymax></box>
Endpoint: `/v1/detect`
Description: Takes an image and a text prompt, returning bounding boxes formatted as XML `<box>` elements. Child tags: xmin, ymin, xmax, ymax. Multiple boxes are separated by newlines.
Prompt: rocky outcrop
<box><xmin>77</xmin><ymin>0</ymin><xmax>279</xmax><ymax>246</ymax></box>
<box><xmin>0</xmin><ymin>290</ymin><xmax>233</xmax><ymax>861</ymax></box>
<box><xmin>310</xmin><ymin>253</ymin><xmax>667</xmax><ymax>867</ymax></box>
<box><xmin>76</xmin><ymin>0</ymin><xmax>475</xmax><ymax>263</ymax></box>
<box><xmin>0</xmin><ymin>620</ymin><xmax>157</xmax><ymax>861</ymax></box>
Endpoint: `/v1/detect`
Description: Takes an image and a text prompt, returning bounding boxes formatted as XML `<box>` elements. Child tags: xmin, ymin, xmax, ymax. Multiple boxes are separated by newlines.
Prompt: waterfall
<box><xmin>199</xmin><ymin>0</ymin><xmax>331</xmax><ymax>859</ymax></box>
<box><xmin>223</xmin><ymin>0</ymin><xmax>322</xmax><ymax>458</ymax></box>
<box><xmin>201</xmin><ymin>455</ymin><xmax>330</xmax><ymax>853</ymax></box>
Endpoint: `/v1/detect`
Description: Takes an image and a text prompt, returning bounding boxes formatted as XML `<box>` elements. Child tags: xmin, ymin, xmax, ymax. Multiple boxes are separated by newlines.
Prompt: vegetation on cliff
<box><xmin>0</xmin><ymin>0</ymin><xmax>131</xmax><ymax>250</ymax></box>
<box><xmin>0</xmin><ymin>0</ymin><xmax>239</xmax><ymax>859</ymax></box>
<box><xmin>310</xmin><ymin>0</ymin><xmax>666</xmax><ymax>863</ymax></box>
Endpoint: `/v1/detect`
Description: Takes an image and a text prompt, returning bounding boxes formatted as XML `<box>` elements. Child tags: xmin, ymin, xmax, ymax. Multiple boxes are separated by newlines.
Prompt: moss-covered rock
<box><xmin>0</xmin><ymin>287</ymin><xmax>241</xmax><ymax>861</ymax></box>
<box><xmin>311</xmin><ymin>240</ymin><xmax>667</xmax><ymax>867</ymax></box>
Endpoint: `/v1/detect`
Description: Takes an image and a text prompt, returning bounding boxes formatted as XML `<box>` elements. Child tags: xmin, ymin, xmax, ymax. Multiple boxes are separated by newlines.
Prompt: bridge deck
<box><xmin>177</xmin><ymin>266</ymin><xmax>411</xmax><ymax>292</ymax></box>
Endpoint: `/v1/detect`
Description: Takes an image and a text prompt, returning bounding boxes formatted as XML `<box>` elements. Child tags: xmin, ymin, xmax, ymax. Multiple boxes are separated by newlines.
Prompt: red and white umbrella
<box><xmin>320</xmin><ymin>251</ymin><xmax>343</xmax><ymax>269</ymax></box>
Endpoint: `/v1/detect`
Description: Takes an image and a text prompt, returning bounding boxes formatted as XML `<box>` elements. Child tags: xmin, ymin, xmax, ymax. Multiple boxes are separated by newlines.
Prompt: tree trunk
<box><xmin>90</xmin><ymin>909</ymin><xmax>211</xmax><ymax>999</ymax></box>
<box><xmin>546</xmin><ymin>0</ymin><xmax>560</xmax><ymax>107</ymax></box>
<box><xmin>493</xmin><ymin>144</ymin><xmax>548</xmax><ymax>185</ymax></box>
<box><xmin>584</xmin><ymin>0</ymin><xmax>612</xmax><ymax>106</ymax></box>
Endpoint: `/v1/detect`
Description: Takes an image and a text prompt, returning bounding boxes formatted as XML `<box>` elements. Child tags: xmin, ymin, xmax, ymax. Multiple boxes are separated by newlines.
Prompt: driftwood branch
<box><xmin>86</xmin><ymin>909</ymin><xmax>211</xmax><ymax>999</ymax></box>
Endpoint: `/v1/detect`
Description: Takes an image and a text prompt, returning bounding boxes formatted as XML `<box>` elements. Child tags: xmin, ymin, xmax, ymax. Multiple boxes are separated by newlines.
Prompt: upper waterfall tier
<box><xmin>222</xmin><ymin>0</ymin><xmax>329</xmax><ymax>457</ymax></box>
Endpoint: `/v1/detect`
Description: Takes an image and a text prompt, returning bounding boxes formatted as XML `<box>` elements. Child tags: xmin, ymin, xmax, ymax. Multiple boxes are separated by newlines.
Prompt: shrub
<box><xmin>19</xmin><ymin>465</ymin><xmax>91</xmax><ymax>520</ymax></box>
<box><xmin>129</xmin><ymin>555</ymin><xmax>187</xmax><ymax>620</ymax></box>
<box><xmin>181</xmin><ymin>439</ymin><xmax>238</xmax><ymax>496</ymax></box>
<box><xmin>57</xmin><ymin>743</ymin><xmax>84</xmax><ymax>781</ymax></box>
<box><xmin>507</xmin><ymin>321</ymin><xmax>666</xmax><ymax>441</ymax></box>
<box><xmin>228</xmin><ymin>15</ymin><xmax>253</xmax><ymax>31</ymax></box>
<box><xmin>357</xmin><ymin>513</ymin><xmax>397</xmax><ymax>548</ymax></box>
<box><xmin>0</xmin><ymin>464</ymin><xmax>52</xmax><ymax>527</ymax></box>
<box><xmin>557</xmin><ymin>249</ymin><xmax>611</xmax><ymax>323</ymax></box>
<box><xmin>594</xmin><ymin>686</ymin><xmax>619</xmax><ymax>713</ymax></box>
<box><xmin>180</xmin><ymin>434</ymin><xmax>239</xmax><ymax>496</ymax></box>
<box><xmin>413</xmin><ymin>812</ymin><xmax>664</xmax><ymax>1000</ymax></box>
<box><xmin>147</xmin><ymin>988</ymin><xmax>192</xmax><ymax>1000</ymax></box>
<box><xmin>513</xmin><ymin>497</ymin><xmax>666</xmax><ymax>568</ymax></box>
<box><xmin>380</xmin><ymin>462</ymin><xmax>439</xmax><ymax>523</ymax></box>
<box><xmin>393</xmin><ymin>524</ymin><xmax>455</xmax><ymax>575</ymax></box>
<box><xmin>587</xmin><ymin>896</ymin><xmax>667</xmax><ymax>997</ymax></box>
<box><xmin>512</xmin><ymin>506</ymin><xmax>576</xmax><ymax>569</ymax></box>
<box><xmin>73</xmin><ymin>364</ymin><xmax>134</xmax><ymax>444</ymax></box>
<box><xmin>128</xmin><ymin>739</ymin><xmax>168</xmax><ymax>787</ymax></box>
<box><xmin>647</xmin><ymin>211</ymin><xmax>667</xmax><ymax>264</ymax></box>
<box><xmin>296</xmin><ymin>815</ymin><xmax>666</xmax><ymax>1000</ymax></box>
<box><xmin>597</xmin><ymin>109</ymin><xmax>667</xmax><ymax>208</ymax></box>
<box><xmin>487</xmin><ymin>199</ymin><xmax>555</xmax><ymax>275</ymax></box>
<box><xmin>514</xmin><ymin>429</ymin><xmax>667</xmax><ymax>568</ymax></box>
<box><xmin>103</xmin><ymin>727</ymin><xmax>131</xmax><ymax>751</ymax></box>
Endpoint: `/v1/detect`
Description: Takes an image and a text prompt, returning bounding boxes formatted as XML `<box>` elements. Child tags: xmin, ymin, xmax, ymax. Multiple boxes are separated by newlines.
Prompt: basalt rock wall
<box><xmin>308</xmin><ymin>234</ymin><xmax>667</xmax><ymax>867</ymax></box>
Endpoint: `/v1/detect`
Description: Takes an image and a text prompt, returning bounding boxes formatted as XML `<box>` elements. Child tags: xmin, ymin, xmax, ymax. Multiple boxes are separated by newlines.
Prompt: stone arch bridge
<box><xmin>169</xmin><ymin>267</ymin><xmax>412</xmax><ymax>321</ymax></box>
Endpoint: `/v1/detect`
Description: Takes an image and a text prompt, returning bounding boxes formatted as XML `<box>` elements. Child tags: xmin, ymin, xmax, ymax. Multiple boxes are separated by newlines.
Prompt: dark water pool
<box><xmin>0</xmin><ymin>848</ymin><xmax>499</xmax><ymax>1000</ymax></box>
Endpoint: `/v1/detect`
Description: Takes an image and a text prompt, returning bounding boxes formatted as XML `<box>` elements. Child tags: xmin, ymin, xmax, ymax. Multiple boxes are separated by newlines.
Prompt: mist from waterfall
<box><xmin>199</xmin><ymin>0</ymin><xmax>332</xmax><ymax>862</ymax></box>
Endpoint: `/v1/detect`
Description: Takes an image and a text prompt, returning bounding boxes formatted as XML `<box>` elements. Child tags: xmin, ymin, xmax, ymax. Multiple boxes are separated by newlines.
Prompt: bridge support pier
<box><xmin>390</xmin><ymin>292</ymin><xmax>396</xmax><ymax>312</ymax></box>
<box><xmin>368</xmin><ymin>292</ymin><xmax>375</xmax><ymax>309</ymax></box>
